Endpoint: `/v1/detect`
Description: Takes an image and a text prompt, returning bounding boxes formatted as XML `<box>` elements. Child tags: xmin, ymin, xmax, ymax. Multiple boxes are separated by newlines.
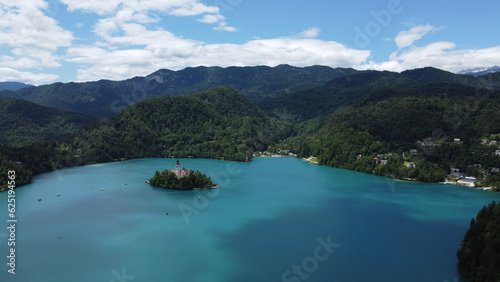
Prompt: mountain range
<box><xmin>1</xmin><ymin>65</ymin><xmax>495</xmax><ymax>121</ymax></box>
<box><xmin>0</xmin><ymin>65</ymin><xmax>355</xmax><ymax>119</ymax></box>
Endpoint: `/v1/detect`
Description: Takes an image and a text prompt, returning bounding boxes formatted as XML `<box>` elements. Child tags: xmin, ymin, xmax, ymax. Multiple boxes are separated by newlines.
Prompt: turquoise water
<box><xmin>1</xmin><ymin>157</ymin><xmax>500</xmax><ymax>281</ymax></box>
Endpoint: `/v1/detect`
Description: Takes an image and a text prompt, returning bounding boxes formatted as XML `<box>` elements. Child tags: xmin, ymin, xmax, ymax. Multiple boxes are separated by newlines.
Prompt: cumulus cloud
<box><xmin>362</xmin><ymin>41</ymin><xmax>500</xmax><ymax>73</ymax></box>
<box><xmin>67</xmin><ymin>30</ymin><xmax>371</xmax><ymax>81</ymax></box>
<box><xmin>198</xmin><ymin>14</ymin><xmax>226</xmax><ymax>24</ymax></box>
<box><xmin>60</xmin><ymin>2</ymin><xmax>365</xmax><ymax>82</ymax></box>
<box><xmin>0</xmin><ymin>67</ymin><xmax>59</xmax><ymax>85</ymax></box>
<box><xmin>394</xmin><ymin>24</ymin><xmax>439</xmax><ymax>49</ymax></box>
<box><xmin>61</xmin><ymin>0</ymin><xmax>237</xmax><ymax>32</ymax></box>
<box><xmin>214</xmin><ymin>22</ymin><xmax>238</xmax><ymax>32</ymax></box>
<box><xmin>61</xmin><ymin>0</ymin><xmax>221</xmax><ymax>22</ymax></box>
<box><xmin>360</xmin><ymin>24</ymin><xmax>500</xmax><ymax>73</ymax></box>
<box><xmin>61</xmin><ymin>0</ymin><xmax>219</xmax><ymax>16</ymax></box>
<box><xmin>198</xmin><ymin>14</ymin><xmax>238</xmax><ymax>31</ymax></box>
<box><xmin>0</xmin><ymin>1</ymin><xmax>73</xmax><ymax>83</ymax></box>
<box><xmin>299</xmin><ymin>27</ymin><xmax>321</xmax><ymax>39</ymax></box>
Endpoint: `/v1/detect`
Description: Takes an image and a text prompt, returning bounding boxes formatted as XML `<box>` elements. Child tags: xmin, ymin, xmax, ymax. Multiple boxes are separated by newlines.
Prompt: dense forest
<box><xmin>0</xmin><ymin>87</ymin><xmax>291</xmax><ymax>190</ymax></box>
<box><xmin>281</xmin><ymin>93</ymin><xmax>500</xmax><ymax>185</ymax></box>
<box><xmin>457</xmin><ymin>201</ymin><xmax>500</xmax><ymax>281</ymax></box>
<box><xmin>0</xmin><ymin>98</ymin><xmax>99</xmax><ymax>147</ymax></box>
<box><xmin>58</xmin><ymin>87</ymin><xmax>291</xmax><ymax>164</ymax></box>
<box><xmin>261</xmin><ymin>69</ymin><xmax>500</xmax><ymax>187</ymax></box>
<box><xmin>1</xmin><ymin>66</ymin><xmax>500</xmax><ymax>192</ymax></box>
<box><xmin>0</xmin><ymin>143</ymin><xmax>56</xmax><ymax>189</ymax></box>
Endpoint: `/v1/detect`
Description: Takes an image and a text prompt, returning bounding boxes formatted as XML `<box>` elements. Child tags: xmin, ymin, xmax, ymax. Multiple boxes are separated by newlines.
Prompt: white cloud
<box><xmin>299</xmin><ymin>27</ymin><xmax>321</xmax><ymax>39</ymax></box>
<box><xmin>62</xmin><ymin>0</ymin><xmax>236</xmax><ymax>33</ymax></box>
<box><xmin>0</xmin><ymin>1</ymin><xmax>73</xmax><ymax>83</ymax></box>
<box><xmin>62</xmin><ymin>0</ymin><xmax>220</xmax><ymax>18</ymax></box>
<box><xmin>1</xmin><ymin>53</ymin><xmax>40</xmax><ymax>69</ymax></box>
<box><xmin>214</xmin><ymin>22</ymin><xmax>238</xmax><ymax>32</ymax></box>
<box><xmin>0</xmin><ymin>67</ymin><xmax>59</xmax><ymax>84</ymax></box>
<box><xmin>168</xmin><ymin>1</ymin><xmax>219</xmax><ymax>16</ymax></box>
<box><xmin>66</xmin><ymin>22</ymin><xmax>371</xmax><ymax>82</ymax></box>
<box><xmin>198</xmin><ymin>14</ymin><xmax>225</xmax><ymax>24</ymax></box>
<box><xmin>0</xmin><ymin>1</ymin><xmax>73</xmax><ymax>51</ymax></box>
<box><xmin>60</xmin><ymin>0</ymin><xmax>123</xmax><ymax>15</ymax></box>
<box><xmin>197</xmin><ymin>14</ymin><xmax>238</xmax><ymax>31</ymax></box>
<box><xmin>394</xmin><ymin>24</ymin><xmax>438</xmax><ymax>49</ymax></box>
<box><xmin>62</xmin><ymin>3</ymin><xmax>366</xmax><ymax>82</ymax></box>
<box><xmin>359</xmin><ymin>24</ymin><xmax>500</xmax><ymax>73</ymax></box>
<box><xmin>362</xmin><ymin>42</ymin><xmax>500</xmax><ymax>73</ymax></box>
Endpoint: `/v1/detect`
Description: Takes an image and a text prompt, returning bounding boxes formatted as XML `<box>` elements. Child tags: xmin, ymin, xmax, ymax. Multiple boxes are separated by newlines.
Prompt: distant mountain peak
<box><xmin>458</xmin><ymin>66</ymin><xmax>500</xmax><ymax>76</ymax></box>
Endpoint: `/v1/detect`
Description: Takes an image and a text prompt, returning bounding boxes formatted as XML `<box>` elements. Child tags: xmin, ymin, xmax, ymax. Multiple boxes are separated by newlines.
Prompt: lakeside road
<box><xmin>298</xmin><ymin>155</ymin><xmax>496</xmax><ymax>192</ymax></box>
<box><xmin>302</xmin><ymin>156</ymin><xmax>319</xmax><ymax>164</ymax></box>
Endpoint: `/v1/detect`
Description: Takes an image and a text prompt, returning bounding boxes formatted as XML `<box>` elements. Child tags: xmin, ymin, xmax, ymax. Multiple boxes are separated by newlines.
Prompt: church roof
<box><xmin>181</xmin><ymin>168</ymin><xmax>190</xmax><ymax>176</ymax></box>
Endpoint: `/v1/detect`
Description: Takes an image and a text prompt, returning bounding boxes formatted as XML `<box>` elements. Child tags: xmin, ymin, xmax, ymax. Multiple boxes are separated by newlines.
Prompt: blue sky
<box><xmin>1</xmin><ymin>0</ymin><xmax>500</xmax><ymax>85</ymax></box>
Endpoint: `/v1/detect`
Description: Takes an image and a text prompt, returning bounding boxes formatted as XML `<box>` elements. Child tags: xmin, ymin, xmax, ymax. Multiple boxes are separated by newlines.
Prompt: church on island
<box><xmin>171</xmin><ymin>159</ymin><xmax>190</xmax><ymax>178</ymax></box>
<box><xmin>148</xmin><ymin>159</ymin><xmax>217</xmax><ymax>190</ymax></box>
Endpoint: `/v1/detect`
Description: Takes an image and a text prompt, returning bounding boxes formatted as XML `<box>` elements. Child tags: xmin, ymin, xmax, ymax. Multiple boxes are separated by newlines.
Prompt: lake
<box><xmin>1</xmin><ymin>157</ymin><xmax>499</xmax><ymax>281</ymax></box>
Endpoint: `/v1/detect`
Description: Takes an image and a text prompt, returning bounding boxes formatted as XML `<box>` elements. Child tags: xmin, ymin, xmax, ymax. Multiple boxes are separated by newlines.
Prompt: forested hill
<box><xmin>1</xmin><ymin>87</ymin><xmax>290</xmax><ymax>190</ymax></box>
<box><xmin>258</xmin><ymin>67</ymin><xmax>488</xmax><ymax>122</ymax></box>
<box><xmin>0</xmin><ymin>98</ymin><xmax>99</xmax><ymax>147</ymax></box>
<box><xmin>54</xmin><ymin>87</ymin><xmax>290</xmax><ymax>166</ymax></box>
<box><xmin>278</xmin><ymin>73</ymin><xmax>500</xmax><ymax>186</ymax></box>
<box><xmin>0</xmin><ymin>65</ymin><xmax>354</xmax><ymax>119</ymax></box>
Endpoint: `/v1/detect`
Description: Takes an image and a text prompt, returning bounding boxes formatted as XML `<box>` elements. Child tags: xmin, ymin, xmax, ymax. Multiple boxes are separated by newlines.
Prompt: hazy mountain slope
<box><xmin>259</xmin><ymin>67</ymin><xmax>492</xmax><ymax>122</ymax></box>
<box><xmin>0</xmin><ymin>65</ymin><xmax>355</xmax><ymax>119</ymax></box>
<box><xmin>0</xmin><ymin>82</ymin><xmax>32</xmax><ymax>91</ymax></box>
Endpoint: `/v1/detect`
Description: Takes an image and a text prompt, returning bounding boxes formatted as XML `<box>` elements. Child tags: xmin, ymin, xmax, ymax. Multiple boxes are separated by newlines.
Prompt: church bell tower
<box><xmin>175</xmin><ymin>159</ymin><xmax>181</xmax><ymax>178</ymax></box>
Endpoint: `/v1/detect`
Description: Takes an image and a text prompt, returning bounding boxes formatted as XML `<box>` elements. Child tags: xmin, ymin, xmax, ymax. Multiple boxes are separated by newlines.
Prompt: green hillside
<box><xmin>54</xmin><ymin>87</ymin><xmax>290</xmax><ymax>166</ymax></box>
<box><xmin>258</xmin><ymin>67</ymin><xmax>484</xmax><ymax>122</ymax></box>
<box><xmin>279</xmin><ymin>78</ymin><xmax>500</xmax><ymax>186</ymax></box>
<box><xmin>0</xmin><ymin>98</ymin><xmax>99</xmax><ymax>147</ymax></box>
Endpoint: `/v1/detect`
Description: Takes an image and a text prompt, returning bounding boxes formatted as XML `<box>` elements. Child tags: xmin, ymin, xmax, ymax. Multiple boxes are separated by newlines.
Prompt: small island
<box><xmin>148</xmin><ymin>160</ymin><xmax>217</xmax><ymax>190</ymax></box>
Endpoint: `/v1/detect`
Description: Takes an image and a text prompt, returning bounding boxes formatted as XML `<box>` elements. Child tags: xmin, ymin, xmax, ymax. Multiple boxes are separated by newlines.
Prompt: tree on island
<box><xmin>148</xmin><ymin>160</ymin><xmax>217</xmax><ymax>190</ymax></box>
<box><xmin>457</xmin><ymin>201</ymin><xmax>500</xmax><ymax>282</ymax></box>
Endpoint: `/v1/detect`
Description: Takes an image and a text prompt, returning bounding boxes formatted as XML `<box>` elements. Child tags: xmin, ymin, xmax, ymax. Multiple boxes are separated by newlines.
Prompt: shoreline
<box><xmin>4</xmin><ymin>156</ymin><xmax>496</xmax><ymax>193</ymax></box>
<box><xmin>298</xmin><ymin>156</ymin><xmax>496</xmax><ymax>192</ymax></box>
<box><xmin>441</xmin><ymin>180</ymin><xmax>493</xmax><ymax>191</ymax></box>
<box><xmin>302</xmin><ymin>156</ymin><xmax>319</xmax><ymax>165</ymax></box>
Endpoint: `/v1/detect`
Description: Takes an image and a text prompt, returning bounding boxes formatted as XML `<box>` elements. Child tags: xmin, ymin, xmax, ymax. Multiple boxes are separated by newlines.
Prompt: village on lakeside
<box><xmin>256</xmin><ymin>137</ymin><xmax>500</xmax><ymax>191</ymax></box>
